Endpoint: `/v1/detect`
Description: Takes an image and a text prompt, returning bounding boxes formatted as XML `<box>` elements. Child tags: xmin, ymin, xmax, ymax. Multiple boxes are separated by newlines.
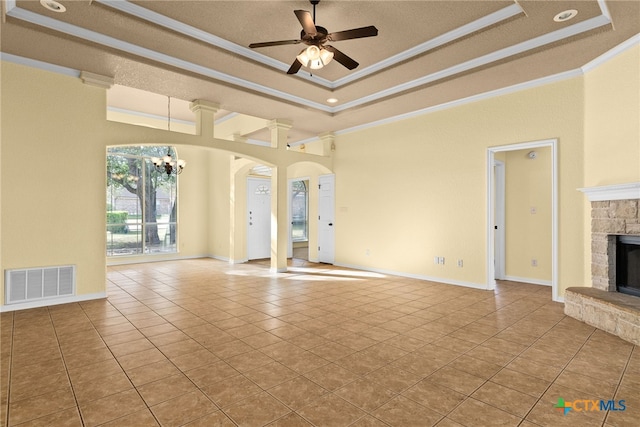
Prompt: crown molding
<box><xmin>334</xmin><ymin>3</ymin><xmax>524</xmax><ymax>87</ymax></box>
<box><xmin>96</xmin><ymin>1</ymin><xmax>523</xmax><ymax>89</ymax></box>
<box><xmin>4</xmin><ymin>1</ymin><xmax>616</xmax><ymax>116</ymax></box>
<box><xmin>5</xmin><ymin>6</ymin><xmax>332</xmax><ymax>113</ymax></box>
<box><xmin>3</xmin><ymin>0</ymin><xmax>636</xmax><ymax>147</ymax></box>
<box><xmin>94</xmin><ymin>0</ymin><xmax>332</xmax><ymax>88</ymax></box>
<box><xmin>0</xmin><ymin>52</ymin><xmax>79</xmax><ymax>77</ymax></box>
<box><xmin>333</xmin><ymin>14</ymin><xmax>611</xmax><ymax>113</ymax></box>
<box><xmin>582</xmin><ymin>33</ymin><xmax>640</xmax><ymax>73</ymax></box>
<box><xmin>334</xmin><ymin>69</ymin><xmax>583</xmax><ymax>138</ymax></box>
<box><xmin>107</xmin><ymin>106</ymin><xmax>195</xmax><ymax>126</ymax></box>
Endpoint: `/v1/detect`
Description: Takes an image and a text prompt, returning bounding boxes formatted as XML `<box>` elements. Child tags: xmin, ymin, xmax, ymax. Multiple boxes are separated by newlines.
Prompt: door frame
<box><xmin>486</xmin><ymin>139</ymin><xmax>558</xmax><ymax>301</ymax></box>
<box><xmin>494</xmin><ymin>159</ymin><xmax>506</xmax><ymax>280</ymax></box>
<box><xmin>288</xmin><ymin>176</ymin><xmax>310</xmax><ymax>259</ymax></box>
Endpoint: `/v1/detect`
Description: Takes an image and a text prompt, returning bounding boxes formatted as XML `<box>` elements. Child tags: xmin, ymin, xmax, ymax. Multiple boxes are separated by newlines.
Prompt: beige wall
<box><xmin>583</xmin><ymin>44</ymin><xmax>640</xmax><ymax>291</ymax></box>
<box><xmin>1</xmin><ymin>41</ymin><xmax>638</xmax><ymax>307</ymax></box>
<box><xmin>0</xmin><ymin>61</ymin><xmax>328</xmax><ymax>307</ymax></box>
<box><xmin>333</xmin><ymin>77</ymin><xmax>585</xmax><ymax>298</ymax></box>
<box><xmin>504</xmin><ymin>147</ymin><xmax>552</xmax><ymax>282</ymax></box>
<box><xmin>1</xmin><ymin>64</ymin><xmax>108</xmax><ymax>304</ymax></box>
<box><xmin>584</xmin><ymin>45</ymin><xmax>640</xmax><ymax>188</ymax></box>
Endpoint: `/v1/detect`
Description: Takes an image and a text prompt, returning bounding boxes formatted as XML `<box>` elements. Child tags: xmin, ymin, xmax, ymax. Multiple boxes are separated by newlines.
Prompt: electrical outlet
<box><xmin>457</xmin><ymin>259</ymin><xmax>463</xmax><ymax>267</ymax></box>
<box><xmin>531</xmin><ymin>259</ymin><xmax>538</xmax><ymax>267</ymax></box>
<box><xmin>439</xmin><ymin>257</ymin><xmax>445</xmax><ymax>265</ymax></box>
<box><xmin>434</xmin><ymin>256</ymin><xmax>439</xmax><ymax>264</ymax></box>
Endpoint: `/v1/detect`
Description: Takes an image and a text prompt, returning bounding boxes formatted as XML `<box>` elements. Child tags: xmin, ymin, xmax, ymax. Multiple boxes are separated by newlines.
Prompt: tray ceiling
<box><xmin>1</xmin><ymin>0</ymin><xmax>639</xmax><ymax>144</ymax></box>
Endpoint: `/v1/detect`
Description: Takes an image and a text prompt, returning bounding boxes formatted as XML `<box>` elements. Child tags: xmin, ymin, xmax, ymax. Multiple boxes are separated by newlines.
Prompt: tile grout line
<box><xmin>22</xmin><ymin>307</ymin><xmax>83</xmax><ymax>426</ymax></box>
<box><xmin>103</xmin><ymin>274</ymin><xmax>247</xmax><ymax>426</ymax></box>
<box><xmin>516</xmin><ymin>324</ymin><xmax>603</xmax><ymax>426</ymax></box>
<box><xmin>394</xmin><ymin>289</ymin><xmax>573</xmax><ymax>424</ymax></box>
<box><xmin>2</xmin><ymin>313</ymin><xmax>15</xmax><ymax>427</ymax></box>
<box><xmin>78</xmin><ymin>298</ymin><xmax>166</xmax><ymax>426</ymax></box>
<box><xmin>13</xmin><ymin>260</ymin><xmax>633</xmax><ymax>427</ymax></box>
<box><xmin>601</xmin><ymin>344</ymin><xmax>635</xmax><ymax>426</ymax></box>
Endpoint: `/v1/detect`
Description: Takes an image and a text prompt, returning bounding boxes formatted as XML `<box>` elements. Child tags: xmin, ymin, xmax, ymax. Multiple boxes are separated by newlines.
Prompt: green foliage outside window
<box><xmin>106</xmin><ymin>146</ymin><xmax>179</xmax><ymax>256</ymax></box>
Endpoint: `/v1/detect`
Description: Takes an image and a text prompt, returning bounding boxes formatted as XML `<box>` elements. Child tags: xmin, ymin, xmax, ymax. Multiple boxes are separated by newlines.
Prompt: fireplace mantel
<box><xmin>578</xmin><ymin>182</ymin><xmax>640</xmax><ymax>202</ymax></box>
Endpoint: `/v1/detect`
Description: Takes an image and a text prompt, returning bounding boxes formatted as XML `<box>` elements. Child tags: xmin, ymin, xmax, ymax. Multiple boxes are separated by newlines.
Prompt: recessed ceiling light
<box><xmin>40</xmin><ymin>0</ymin><xmax>66</xmax><ymax>13</ymax></box>
<box><xmin>554</xmin><ymin>9</ymin><xmax>578</xmax><ymax>22</ymax></box>
<box><xmin>327</xmin><ymin>98</ymin><xmax>338</xmax><ymax>104</ymax></box>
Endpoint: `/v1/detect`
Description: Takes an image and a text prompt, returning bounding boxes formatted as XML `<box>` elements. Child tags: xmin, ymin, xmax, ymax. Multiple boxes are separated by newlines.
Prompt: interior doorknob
<box><xmin>329</xmin><ymin>223</ymin><xmax>333</xmax><ymax>226</ymax></box>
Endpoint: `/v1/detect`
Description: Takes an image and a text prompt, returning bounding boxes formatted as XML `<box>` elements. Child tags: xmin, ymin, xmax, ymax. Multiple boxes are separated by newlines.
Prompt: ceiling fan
<box><xmin>249</xmin><ymin>0</ymin><xmax>378</xmax><ymax>74</ymax></box>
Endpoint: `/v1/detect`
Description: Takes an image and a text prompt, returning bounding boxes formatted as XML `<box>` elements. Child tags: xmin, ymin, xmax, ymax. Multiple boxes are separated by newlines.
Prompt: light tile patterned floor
<box><xmin>1</xmin><ymin>258</ymin><xmax>638</xmax><ymax>426</ymax></box>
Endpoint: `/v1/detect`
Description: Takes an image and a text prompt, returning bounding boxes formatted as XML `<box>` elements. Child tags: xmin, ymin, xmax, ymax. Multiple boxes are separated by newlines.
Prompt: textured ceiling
<box><xmin>1</xmin><ymin>0</ymin><xmax>639</xmax><ymax>144</ymax></box>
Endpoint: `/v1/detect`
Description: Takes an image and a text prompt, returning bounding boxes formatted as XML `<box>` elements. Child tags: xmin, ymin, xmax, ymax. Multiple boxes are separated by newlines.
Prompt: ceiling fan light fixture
<box><xmin>250</xmin><ymin>1</ymin><xmax>377</xmax><ymax>75</ymax></box>
<box><xmin>320</xmin><ymin>48</ymin><xmax>334</xmax><ymax>65</ymax></box>
<box><xmin>296</xmin><ymin>48</ymin><xmax>311</xmax><ymax>67</ymax></box>
<box><xmin>309</xmin><ymin>58</ymin><xmax>324</xmax><ymax>70</ymax></box>
<box><xmin>297</xmin><ymin>46</ymin><xmax>333</xmax><ymax>69</ymax></box>
<box><xmin>307</xmin><ymin>45</ymin><xmax>321</xmax><ymax>60</ymax></box>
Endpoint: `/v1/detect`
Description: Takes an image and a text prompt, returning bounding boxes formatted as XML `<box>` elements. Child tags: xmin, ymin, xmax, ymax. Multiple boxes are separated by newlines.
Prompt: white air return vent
<box><xmin>5</xmin><ymin>266</ymin><xmax>75</xmax><ymax>305</ymax></box>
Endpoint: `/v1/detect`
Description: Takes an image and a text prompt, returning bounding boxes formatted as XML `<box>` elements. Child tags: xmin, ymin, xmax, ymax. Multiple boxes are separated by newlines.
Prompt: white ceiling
<box><xmin>2</xmin><ymin>0</ymin><xmax>639</xmax><ymax>144</ymax></box>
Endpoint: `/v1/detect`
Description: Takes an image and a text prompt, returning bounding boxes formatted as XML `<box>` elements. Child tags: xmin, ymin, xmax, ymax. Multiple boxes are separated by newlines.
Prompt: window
<box><xmin>291</xmin><ymin>180</ymin><xmax>308</xmax><ymax>242</ymax></box>
<box><xmin>106</xmin><ymin>146</ymin><xmax>179</xmax><ymax>256</ymax></box>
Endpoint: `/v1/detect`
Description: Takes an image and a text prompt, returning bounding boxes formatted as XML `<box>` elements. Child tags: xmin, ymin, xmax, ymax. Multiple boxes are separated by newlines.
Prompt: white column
<box><xmin>267</xmin><ymin>119</ymin><xmax>293</xmax><ymax>272</ymax></box>
<box><xmin>189</xmin><ymin>100</ymin><xmax>219</xmax><ymax>138</ymax></box>
<box><xmin>270</xmin><ymin>167</ymin><xmax>289</xmax><ymax>272</ymax></box>
<box><xmin>319</xmin><ymin>132</ymin><xmax>335</xmax><ymax>156</ymax></box>
<box><xmin>267</xmin><ymin>119</ymin><xmax>293</xmax><ymax>150</ymax></box>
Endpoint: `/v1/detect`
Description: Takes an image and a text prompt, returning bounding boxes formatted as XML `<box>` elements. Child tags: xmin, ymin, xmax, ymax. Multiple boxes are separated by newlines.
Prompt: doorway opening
<box><xmin>487</xmin><ymin>139</ymin><xmax>558</xmax><ymax>301</ymax></box>
<box><xmin>290</xmin><ymin>178</ymin><xmax>310</xmax><ymax>261</ymax></box>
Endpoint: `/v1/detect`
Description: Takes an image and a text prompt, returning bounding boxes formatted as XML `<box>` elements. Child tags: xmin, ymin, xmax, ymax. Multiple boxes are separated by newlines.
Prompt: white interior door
<box><xmin>318</xmin><ymin>174</ymin><xmax>335</xmax><ymax>264</ymax></box>
<box><xmin>247</xmin><ymin>177</ymin><xmax>271</xmax><ymax>260</ymax></box>
<box><xmin>494</xmin><ymin>160</ymin><xmax>506</xmax><ymax>279</ymax></box>
<box><xmin>287</xmin><ymin>179</ymin><xmax>293</xmax><ymax>258</ymax></box>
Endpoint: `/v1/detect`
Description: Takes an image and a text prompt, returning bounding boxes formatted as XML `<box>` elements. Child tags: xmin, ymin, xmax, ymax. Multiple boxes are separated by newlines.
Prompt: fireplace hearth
<box><xmin>565</xmin><ymin>183</ymin><xmax>640</xmax><ymax>345</ymax></box>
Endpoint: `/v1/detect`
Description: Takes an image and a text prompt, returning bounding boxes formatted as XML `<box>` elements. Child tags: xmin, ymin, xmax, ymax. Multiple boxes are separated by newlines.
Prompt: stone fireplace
<box><xmin>564</xmin><ymin>183</ymin><xmax>640</xmax><ymax>345</ymax></box>
<box><xmin>591</xmin><ymin>198</ymin><xmax>640</xmax><ymax>291</ymax></box>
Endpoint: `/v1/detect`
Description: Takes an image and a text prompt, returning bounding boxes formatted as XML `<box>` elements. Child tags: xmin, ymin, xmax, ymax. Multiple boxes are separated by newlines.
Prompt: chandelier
<box><xmin>151</xmin><ymin>148</ymin><xmax>185</xmax><ymax>176</ymax></box>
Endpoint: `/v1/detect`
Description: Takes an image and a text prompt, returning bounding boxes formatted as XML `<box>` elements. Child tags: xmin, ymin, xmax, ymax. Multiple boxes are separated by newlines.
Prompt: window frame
<box><xmin>291</xmin><ymin>179</ymin><xmax>309</xmax><ymax>243</ymax></box>
<box><xmin>106</xmin><ymin>146</ymin><xmax>180</xmax><ymax>257</ymax></box>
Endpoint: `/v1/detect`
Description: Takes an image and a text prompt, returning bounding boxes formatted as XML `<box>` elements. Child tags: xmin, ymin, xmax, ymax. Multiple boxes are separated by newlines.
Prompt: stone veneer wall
<box><xmin>564</xmin><ymin>287</ymin><xmax>640</xmax><ymax>345</ymax></box>
<box><xmin>591</xmin><ymin>199</ymin><xmax>640</xmax><ymax>291</ymax></box>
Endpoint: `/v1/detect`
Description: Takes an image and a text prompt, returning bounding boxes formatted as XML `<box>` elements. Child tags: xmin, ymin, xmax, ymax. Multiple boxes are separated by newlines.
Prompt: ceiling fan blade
<box><xmin>287</xmin><ymin>58</ymin><xmax>303</xmax><ymax>74</ymax></box>
<box><xmin>324</xmin><ymin>45</ymin><xmax>359</xmax><ymax>70</ymax></box>
<box><xmin>294</xmin><ymin>10</ymin><xmax>317</xmax><ymax>35</ymax></box>
<box><xmin>328</xmin><ymin>26</ymin><xmax>378</xmax><ymax>42</ymax></box>
<box><xmin>249</xmin><ymin>39</ymin><xmax>301</xmax><ymax>48</ymax></box>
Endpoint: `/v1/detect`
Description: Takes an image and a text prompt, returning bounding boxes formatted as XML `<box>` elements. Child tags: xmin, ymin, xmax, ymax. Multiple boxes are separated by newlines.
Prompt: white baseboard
<box><xmin>503</xmin><ymin>275</ymin><xmax>552</xmax><ymax>286</ymax></box>
<box><xmin>106</xmin><ymin>254</ymin><xmax>222</xmax><ymax>266</ymax></box>
<box><xmin>334</xmin><ymin>263</ymin><xmax>490</xmax><ymax>290</ymax></box>
<box><xmin>1</xmin><ymin>292</ymin><xmax>107</xmax><ymax>312</ymax></box>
